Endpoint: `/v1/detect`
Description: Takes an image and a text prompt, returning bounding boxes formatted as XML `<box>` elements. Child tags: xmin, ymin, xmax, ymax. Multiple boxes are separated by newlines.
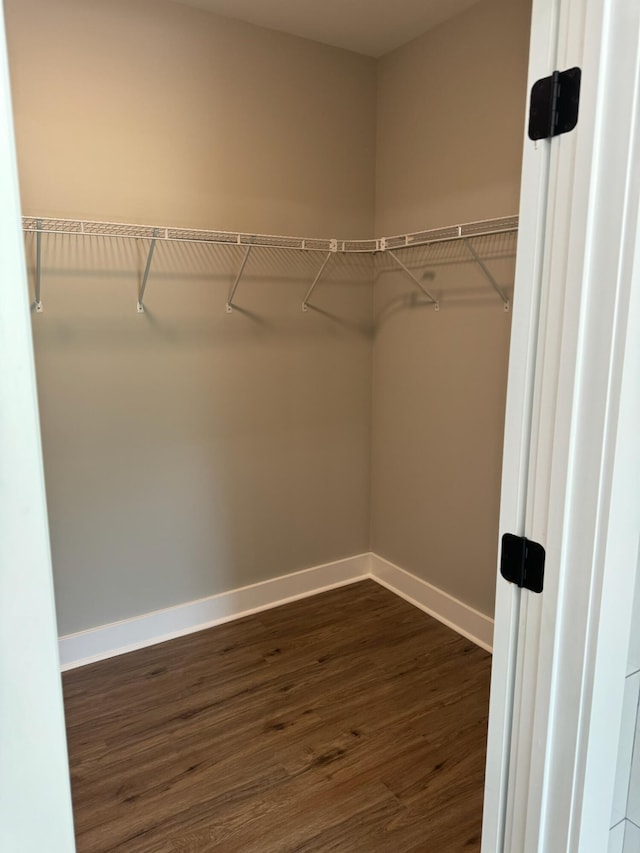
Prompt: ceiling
<box><xmin>171</xmin><ymin>0</ymin><xmax>482</xmax><ymax>57</ymax></box>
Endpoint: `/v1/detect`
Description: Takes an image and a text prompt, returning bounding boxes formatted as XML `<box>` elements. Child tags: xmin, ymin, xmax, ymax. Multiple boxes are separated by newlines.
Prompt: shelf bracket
<box><xmin>387</xmin><ymin>249</ymin><xmax>439</xmax><ymax>310</ymax></box>
<box><xmin>302</xmin><ymin>245</ymin><xmax>336</xmax><ymax>312</ymax></box>
<box><xmin>227</xmin><ymin>245</ymin><xmax>253</xmax><ymax>313</ymax></box>
<box><xmin>34</xmin><ymin>219</ymin><xmax>43</xmax><ymax>312</ymax></box>
<box><xmin>463</xmin><ymin>238</ymin><xmax>510</xmax><ymax>311</ymax></box>
<box><xmin>137</xmin><ymin>229</ymin><xmax>159</xmax><ymax>313</ymax></box>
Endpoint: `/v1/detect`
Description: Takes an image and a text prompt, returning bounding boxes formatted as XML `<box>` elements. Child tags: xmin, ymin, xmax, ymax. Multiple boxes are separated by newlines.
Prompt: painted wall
<box><xmin>5</xmin><ymin>0</ymin><xmax>376</xmax><ymax>635</ymax></box>
<box><xmin>371</xmin><ymin>0</ymin><xmax>532</xmax><ymax>615</ymax></box>
<box><xmin>6</xmin><ymin>0</ymin><xmax>531</xmax><ymax>635</ymax></box>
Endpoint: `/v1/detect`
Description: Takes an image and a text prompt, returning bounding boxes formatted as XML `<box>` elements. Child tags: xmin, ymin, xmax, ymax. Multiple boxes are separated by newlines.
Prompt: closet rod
<box><xmin>22</xmin><ymin>215</ymin><xmax>518</xmax><ymax>256</ymax></box>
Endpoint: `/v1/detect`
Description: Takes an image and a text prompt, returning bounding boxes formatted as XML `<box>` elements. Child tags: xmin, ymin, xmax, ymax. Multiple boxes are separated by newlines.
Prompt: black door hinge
<box><xmin>528</xmin><ymin>67</ymin><xmax>581</xmax><ymax>141</ymax></box>
<box><xmin>500</xmin><ymin>533</ymin><xmax>545</xmax><ymax>593</ymax></box>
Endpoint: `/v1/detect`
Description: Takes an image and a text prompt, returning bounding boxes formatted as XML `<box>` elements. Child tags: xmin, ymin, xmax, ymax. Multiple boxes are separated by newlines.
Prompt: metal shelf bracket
<box><xmin>226</xmin><ymin>245</ymin><xmax>253</xmax><ymax>313</ymax></box>
<box><xmin>34</xmin><ymin>219</ymin><xmax>43</xmax><ymax>312</ymax></box>
<box><xmin>21</xmin><ymin>215</ymin><xmax>517</xmax><ymax>314</ymax></box>
<box><xmin>463</xmin><ymin>238</ymin><xmax>510</xmax><ymax>311</ymax></box>
<box><xmin>302</xmin><ymin>241</ymin><xmax>337</xmax><ymax>312</ymax></box>
<box><xmin>386</xmin><ymin>247</ymin><xmax>439</xmax><ymax>311</ymax></box>
<box><xmin>137</xmin><ymin>229</ymin><xmax>160</xmax><ymax>313</ymax></box>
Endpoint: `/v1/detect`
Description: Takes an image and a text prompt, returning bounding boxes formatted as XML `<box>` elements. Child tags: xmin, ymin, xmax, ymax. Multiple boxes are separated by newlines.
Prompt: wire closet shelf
<box><xmin>22</xmin><ymin>214</ymin><xmax>518</xmax><ymax>313</ymax></box>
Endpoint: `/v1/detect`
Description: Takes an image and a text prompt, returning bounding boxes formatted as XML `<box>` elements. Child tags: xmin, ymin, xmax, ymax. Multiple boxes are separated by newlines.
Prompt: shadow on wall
<box><xmin>370</xmin><ymin>231</ymin><xmax>516</xmax><ymax>617</ymax></box>
<box><xmin>26</xmin><ymin>233</ymin><xmax>374</xmax><ymax>636</ymax></box>
<box><xmin>26</xmin><ymin>233</ymin><xmax>374</xmax><ymax>330</ymax></box>
<box><xmin>373</xmin><ymin>230</ymin><xmax>517</xmax><ymax>326</ymax></box>
<box><xmin>25</xmin><ymin>227</ymin><xmax>515</xmax><ymax>632</ymax></box>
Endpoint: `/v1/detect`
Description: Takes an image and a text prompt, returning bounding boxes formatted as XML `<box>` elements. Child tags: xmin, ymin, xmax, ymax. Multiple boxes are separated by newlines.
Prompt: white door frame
<box><xmin>484</xmin><ymin>0</ymin><xmax>640</xmax><ymax>850</ymax></box>
<box><xmin>2</xmin><ymin>0</ymin><xmax>639</xmax><ymax>850</ymax></box>
<box><xmin>0</xmin><ymin>3</ymin><xmax>76</xmax><ymax>851</ymax></box>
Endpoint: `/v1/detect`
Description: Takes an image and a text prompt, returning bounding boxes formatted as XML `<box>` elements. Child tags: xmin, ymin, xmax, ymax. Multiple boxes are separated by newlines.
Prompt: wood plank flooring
<box><xmin>63</xmin><ymin>580</ymin><xmax>492</xmax><ymax>852</ymax></box>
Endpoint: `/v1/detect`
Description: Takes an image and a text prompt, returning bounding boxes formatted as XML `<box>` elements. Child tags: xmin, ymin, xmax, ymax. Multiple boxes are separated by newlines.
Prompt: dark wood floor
<box><xmin>63</xmin><ymin>580</ymin><xmax>491</xmax><ymax>852</ymax></box>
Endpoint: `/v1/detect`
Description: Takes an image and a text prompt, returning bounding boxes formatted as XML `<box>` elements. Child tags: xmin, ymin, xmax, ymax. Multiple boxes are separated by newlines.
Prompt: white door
<box><xmin>0</xmin><ymin>3</ymin><xmax>76</xmax><ymax>852</ymax></box>
<box><xmin>483</xmin><ymin>0</ymin><xmax>640</xmax><ymax>850</ymax></box>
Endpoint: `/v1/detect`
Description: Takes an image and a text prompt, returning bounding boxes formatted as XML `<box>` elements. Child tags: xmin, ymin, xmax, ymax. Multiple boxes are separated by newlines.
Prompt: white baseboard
<box><xmin>59</xmin><ymin>551</ymin><xmax>493</xmax><ymax>670</ymax></box>
<box><xmin>369</xmin><ymin>553</ymin><xmax>494</xmax><ymax>652</ymax></box>
<box><xmin>58</xmin><ymin>554</ymin><xmax>371</xmax><ymax>670</ymax></box>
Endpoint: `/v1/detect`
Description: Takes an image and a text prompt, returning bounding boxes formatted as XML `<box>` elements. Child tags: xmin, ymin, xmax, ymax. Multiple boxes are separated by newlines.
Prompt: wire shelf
<box><xmin>340</xmin><ymin>239</ymin><xmax>379</xmax><ymax>253</ymax></box>
<box><xmin>23</xmin><ymin>214</ymin><xmax>518</xmax><ymax>312</ymax></box>
<box><xmin>22</xmin><ymin>215</ymin><xmax>518</xmax><ymax>255</ymax></box>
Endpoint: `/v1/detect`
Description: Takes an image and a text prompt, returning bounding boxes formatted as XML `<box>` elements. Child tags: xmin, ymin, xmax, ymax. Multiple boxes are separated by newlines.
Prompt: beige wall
<box><xmin>6</xmin><ymin>0</ymin><xmax>376</xmax><ymax>635</ymax></box>
<box><xmin>7</xmin><ymin>0</ymin><xmax>531</xmax><ymax>634</ymax></box>
<box><xmin>7</xmin><ymin>0</ymin><xmax>375</xmax><ymax>237</ymax></box>
<box><xmin>375</xmin><ymin>0</ymin><xmax>532</xmax><ymax>235</ymax></box>
<box><xmin>372</xmin><ymin>0</ymin><xmax>531</xmax><ymax>616</ymax></box>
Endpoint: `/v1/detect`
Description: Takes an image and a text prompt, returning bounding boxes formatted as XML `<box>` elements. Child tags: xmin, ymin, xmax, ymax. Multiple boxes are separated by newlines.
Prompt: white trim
<box><xmin>481</xmin><ymin>0</ymin><xmax>561</xmax><ymax>846</ymax></box>
<box><xmin>491</xmin><ymin>0</ymin><xmax>640</xmax><ymax>849</ymax></box>
<box><xmin>369</xmin><ymin>554</ymin><xmax>494</xmax><ymax>653</ymax></box>
<box><xmin>59</xmin><ymin>552</ymin><xmax>495</xmax><ymax>670</ymax></box>
<box><xmin>59</xmin><ymin>554</ymin><xmax>372</xmax><ymax>670</ymax></box>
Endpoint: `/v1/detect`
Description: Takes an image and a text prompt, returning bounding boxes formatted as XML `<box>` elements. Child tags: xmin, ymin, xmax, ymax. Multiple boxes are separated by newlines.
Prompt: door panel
<box><xmin>0</xmin><ymin>4</ymin><xmax>76</xmax><ymax>851</ymax></box>
<box><xmin>485</xmin><ymin>0</ymin><xmax>640</xmax><ymax>850</ymax></box>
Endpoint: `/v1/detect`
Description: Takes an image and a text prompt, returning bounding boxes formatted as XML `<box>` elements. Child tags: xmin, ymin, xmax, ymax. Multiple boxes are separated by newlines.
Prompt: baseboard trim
<box><xmin>58</xmin><ymin>554</ymin><xmax>371</xmax><ymax>671</ymax></box>
<box><xmin>369</xmin><ymin>554</ymin><xmax>494</xmax><ymax>652</ymax></box>
<box><xmin>59</xmin><ymin>551</ymin><xmax>494</xmax><ymax>670</ymax></box>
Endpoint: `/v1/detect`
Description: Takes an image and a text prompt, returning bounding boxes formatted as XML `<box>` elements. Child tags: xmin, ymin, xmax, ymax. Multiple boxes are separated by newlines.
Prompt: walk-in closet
<box><xmin>4</xmin><ymin>0</ymin><xmax>533</xmax><ymax>848</ymax></box>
